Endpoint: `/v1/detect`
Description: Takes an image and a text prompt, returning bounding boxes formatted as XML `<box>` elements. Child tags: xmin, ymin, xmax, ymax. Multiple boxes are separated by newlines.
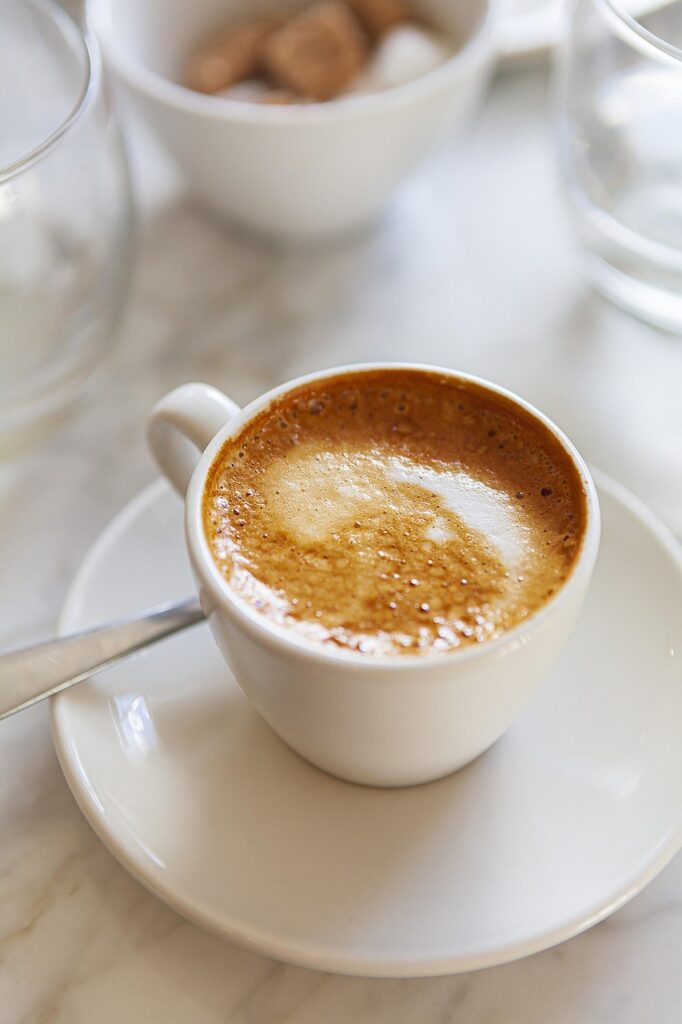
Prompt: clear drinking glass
<box><xmin>0</xmin><ymin>0</ymin><xmax>132</xmax><ymax>449</ymax></box>
<box><xmin>556</xmin><ymin>0</ymin><xmax>682</xmax><ymax>332</ymax></box>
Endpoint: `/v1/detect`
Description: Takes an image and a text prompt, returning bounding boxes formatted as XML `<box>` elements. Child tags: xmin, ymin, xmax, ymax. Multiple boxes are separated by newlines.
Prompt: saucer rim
<box><xmin>51</xmin><ymin>469</ymin><xmax>682</xmax><ymax>977</ymax></box>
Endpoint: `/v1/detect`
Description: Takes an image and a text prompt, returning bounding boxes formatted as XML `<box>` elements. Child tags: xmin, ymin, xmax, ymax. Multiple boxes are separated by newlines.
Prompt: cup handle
<box><xmin>147</xmin><ymin>383</ymin><xmax>241</xmax><ymax>495</ymax></box>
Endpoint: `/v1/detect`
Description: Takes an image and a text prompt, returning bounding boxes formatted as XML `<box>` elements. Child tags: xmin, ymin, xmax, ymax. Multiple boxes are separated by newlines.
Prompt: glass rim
<box><xmin>600</xmin><ymin>0</ymin><xmax>682</xmax><ymax>64</ymax></box>
<box><xmin>0</xmin><ymin>0</ymin><xmax>101</xmax><ymax>185</ymax></box>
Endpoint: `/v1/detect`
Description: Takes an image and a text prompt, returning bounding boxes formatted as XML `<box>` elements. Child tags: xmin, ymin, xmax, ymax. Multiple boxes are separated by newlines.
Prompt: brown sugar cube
<box><xmin>346</xmin><ymin>0</ymin><xmax>413</xmax><ymax>39</ymax></box>
<box><xmin>259</xmin><ymin>90</ymin><xmax>298</xmax><ymax>105</ymax></box>
<box><xmin>185</xmin><ymin>18</ymin><xmax>281</xmax><ymax>94</ymax></box>
<box><xmin>261</xmin><ymin>1</ymin><xmax>369</xmax><ymax>102</ymax></box>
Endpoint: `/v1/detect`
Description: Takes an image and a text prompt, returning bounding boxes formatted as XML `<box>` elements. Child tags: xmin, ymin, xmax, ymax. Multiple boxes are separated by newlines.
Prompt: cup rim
<box><xmin>185</xmin><ymin>362</ymin><xmax>601</xmax><ymax>670</ymax></box>
<box><xmin>86</xmin><ymin>0</ymin><xmax>496</xmax><ymax>126</ymax></box>
<box><xmin>0</xmin><ymin>0</ymin><xmax>101</xmax><ymax>184</ymax></box>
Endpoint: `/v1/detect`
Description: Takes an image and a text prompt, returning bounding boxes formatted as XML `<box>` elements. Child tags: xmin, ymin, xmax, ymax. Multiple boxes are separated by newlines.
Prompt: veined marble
<box><xmin>0</xmin><ymin>68</ymin><xmax>680</xmax><ymax>1023</ymax></box>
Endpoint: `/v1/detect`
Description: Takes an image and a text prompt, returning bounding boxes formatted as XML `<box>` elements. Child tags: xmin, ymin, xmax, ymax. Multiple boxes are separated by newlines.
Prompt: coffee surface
<box><xmin>203</xmin><ymin>370</ymin><xmax>586</xmax><ymax>656</ymax></box>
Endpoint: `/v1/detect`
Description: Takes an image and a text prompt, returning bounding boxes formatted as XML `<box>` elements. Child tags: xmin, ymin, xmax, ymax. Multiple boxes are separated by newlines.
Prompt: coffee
<box><xmin>203</xmin><ymin>369</ymin><xmax>586</xmax><ymax>656</ymax></box>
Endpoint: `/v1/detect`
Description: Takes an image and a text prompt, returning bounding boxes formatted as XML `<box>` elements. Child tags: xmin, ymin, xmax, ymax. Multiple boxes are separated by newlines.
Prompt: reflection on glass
<box><xmin>0</xmin><ymin>0</ymin><xmax>131</xmax><ymax>448</ymax></box>
<box><xmin>556</xmin><ymin>0</ymin><xmax>682</xmax><ymax>331</ymax></box>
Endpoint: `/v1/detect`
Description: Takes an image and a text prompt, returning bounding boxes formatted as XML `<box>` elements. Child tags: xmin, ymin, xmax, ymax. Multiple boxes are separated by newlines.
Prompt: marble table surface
<box><xmin>1</xmin><ymin>66</ymin><xmax>681</xmax><ymax>1023</ymax></box>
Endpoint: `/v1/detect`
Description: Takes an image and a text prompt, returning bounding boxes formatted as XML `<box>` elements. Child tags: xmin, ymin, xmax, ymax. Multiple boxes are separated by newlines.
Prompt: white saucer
<box><xmin>51</xmin><ymin>471</ymin><xmax>682</xmax><ymax>977</ymax></box>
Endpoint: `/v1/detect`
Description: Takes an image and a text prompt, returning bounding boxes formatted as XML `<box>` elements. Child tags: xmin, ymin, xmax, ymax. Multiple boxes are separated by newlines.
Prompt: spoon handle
<box><xmin>0</xmin><ymin>598</ymin><xmax>205</xmax><ymax>720</ymax></box>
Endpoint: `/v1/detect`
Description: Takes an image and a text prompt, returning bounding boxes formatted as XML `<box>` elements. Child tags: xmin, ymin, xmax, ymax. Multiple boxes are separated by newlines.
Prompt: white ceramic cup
<box><xmin>148</xmin><ymin>364</ymin><xmax>600</xmax><ymax>787</ymax></box>
<box><xmin>87</xmin><ymin>0</ymin><xmax>496</xmax><ymax>241</ymax></box>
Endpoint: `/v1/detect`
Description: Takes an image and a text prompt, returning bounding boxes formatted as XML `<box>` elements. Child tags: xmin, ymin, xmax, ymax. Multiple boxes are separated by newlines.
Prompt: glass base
<box><xmin>582</xmin><ymin>251</ymin><xmax>682</xmax><ymax>336</ymax></box>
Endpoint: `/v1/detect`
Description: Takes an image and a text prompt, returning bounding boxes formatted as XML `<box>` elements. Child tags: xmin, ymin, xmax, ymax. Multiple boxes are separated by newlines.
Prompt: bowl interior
<box><xmin>99</xmin><ymin>0</ymin><xmax>490</xmax><ymax>91</ymax></box>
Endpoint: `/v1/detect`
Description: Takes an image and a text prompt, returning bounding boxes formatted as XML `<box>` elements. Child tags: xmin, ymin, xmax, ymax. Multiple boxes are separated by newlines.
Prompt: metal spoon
<box><xmin>0</xmin><ymin>598</ymin><xmax>204</xmax><ymax>720</ymax></box>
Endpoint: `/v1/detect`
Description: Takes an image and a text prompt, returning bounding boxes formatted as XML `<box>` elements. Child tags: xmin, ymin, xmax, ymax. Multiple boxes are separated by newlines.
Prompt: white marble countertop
<box><xmin>1</xmin><ymin>66</ymin><xmax>681</xmax><ymax>1022</ymax></box>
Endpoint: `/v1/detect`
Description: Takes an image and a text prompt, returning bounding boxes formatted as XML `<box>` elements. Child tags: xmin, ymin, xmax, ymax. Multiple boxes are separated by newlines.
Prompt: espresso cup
<box><xmin>148</xmin><ymin>364</ymin><xmax>600</xmax><ymax>787</ymax></box>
